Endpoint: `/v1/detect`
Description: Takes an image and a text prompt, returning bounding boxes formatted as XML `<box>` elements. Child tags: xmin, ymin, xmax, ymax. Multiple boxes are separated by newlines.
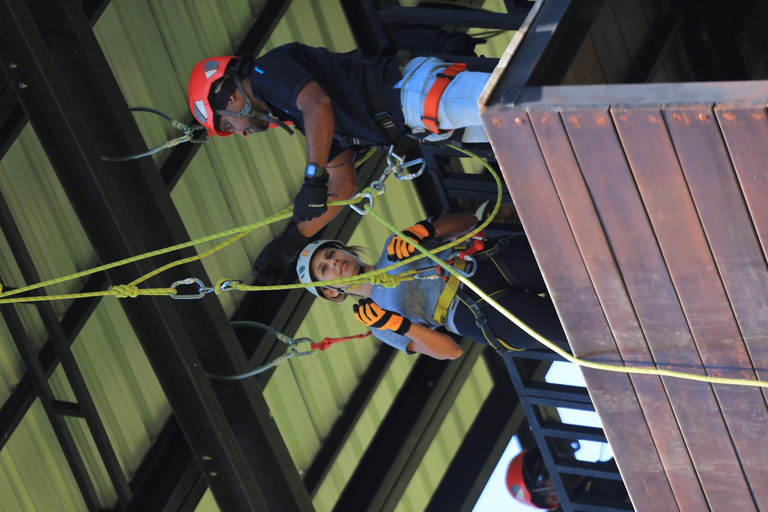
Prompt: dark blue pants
<box><xmin>452</xmin><ymin>236</ymin><xmax>569</xmax><ymax>351</ymax></box>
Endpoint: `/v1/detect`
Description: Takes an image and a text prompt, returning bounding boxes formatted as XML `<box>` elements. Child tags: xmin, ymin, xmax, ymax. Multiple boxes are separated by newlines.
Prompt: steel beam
<box><xmin>425</xmin><ymin>377</ymin><xmax>524</xmax><ymax>512</ymax></box>
<box><xmin>0</xmin><ymin>304</ymin><xmax>101</xmax><ymax>510</ymax></box>
<box><xmin>0</xmin><ymin>186</ymin><xmax>132</xmax><ymax>507</ymax></box>
<box><xmin>375</xmin><ymin>5</ymin><xmax>529</xmax><ymax>29</ymax></box>
<box><xmin>333</xmin><ymin>339</ymin><xmax>483</xmax><ymax>512</ymax></box>
<box><xmin>303</xmin><ymin>344</ymin><xmax>397</xmax><ymax>496</ymax></box>
<box><xmin>160</xmin><ymin>0</ymin><xmax>293</xmax><ymax>190</ymax></box>
<box><xmin>339</xmin><ymin>0</ymin><xmax>391</xmax><ymax>55</ymax></box>
<box><xmin>0</xmin><ymin>0</ymin><xmax>112</xmax><ymax>163</ymax></box>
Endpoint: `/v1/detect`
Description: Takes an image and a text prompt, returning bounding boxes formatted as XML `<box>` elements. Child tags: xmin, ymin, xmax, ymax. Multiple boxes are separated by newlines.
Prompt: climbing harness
<box><xmin>421</xmin><ymin>62</ymin><xmax>467</xmax><ymax>134</ymax></box>
<box><xmin>205</xmin><ymin>321</ymin><xmax>370</xmax><ymax>380</ymax></box>
<box><xmin>432</xmin><ymin>233</ymin><xmax>525</xmax><ymax>352</ymax></box>
<box><xmin>101</xmin><ymin>107</ymin><xmax>210</xmax><ymax>162</ymax></box>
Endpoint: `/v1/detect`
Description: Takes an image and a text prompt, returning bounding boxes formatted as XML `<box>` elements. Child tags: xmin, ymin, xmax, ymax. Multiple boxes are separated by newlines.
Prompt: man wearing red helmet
<box><xmin>187</xmin><ymin>34</ymin><xmax>490</xmax><ymax>285</ymax></box>
<box><xmin>506</xmin><ymin>447</ymin><xmax>628</xmax><ymax>510</ymax></box>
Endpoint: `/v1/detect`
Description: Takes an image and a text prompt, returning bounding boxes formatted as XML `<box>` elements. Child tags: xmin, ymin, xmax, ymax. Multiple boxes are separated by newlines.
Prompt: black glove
<box><xmin>252</xmin><ymin>224</ymin><xmax>309</xmax><ymax>285</ymax></box>
<box><xmin>293</xmin><ymin>174</ymin><xmax>329</xmax><ymax>223</ymax></box>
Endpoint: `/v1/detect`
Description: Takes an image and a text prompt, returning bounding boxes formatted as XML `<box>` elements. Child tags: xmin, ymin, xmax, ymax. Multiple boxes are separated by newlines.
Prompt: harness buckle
<box><xmin>374</xmin><ymin>111</ymin><xmax>396</xmax><ymax>130</ymax></box>
<box><xmin>421</xmin><ymin>115</ymin><xmax>440</xmax><ymax>133</ymax></box>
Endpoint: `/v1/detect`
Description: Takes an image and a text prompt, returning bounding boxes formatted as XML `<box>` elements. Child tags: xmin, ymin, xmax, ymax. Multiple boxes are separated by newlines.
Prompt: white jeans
<box><xmin>396</xmin><ymin>56</ymin><xmax>490</xmax><ymax>143</ymax></box>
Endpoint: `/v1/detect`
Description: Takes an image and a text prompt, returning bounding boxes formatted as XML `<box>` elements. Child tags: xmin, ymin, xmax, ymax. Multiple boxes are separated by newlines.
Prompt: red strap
<box><xmin>268</xmin><ymin>120</ymin><xmax>294</xmax><ymax>130</ymax></box>
<box><xmin>311</xmin><ymin>331</ymin><xmax>371</xmax><ymax>351</ymax></box>
<box><xmin>421</xmin><ymin>63</ymin><xmax>467</xmax><ymax>134</ymax></box>
<box><xmin>457</xmin><ymin>237</ymin><xmax>485</xmax><ymax>261</ymax></box>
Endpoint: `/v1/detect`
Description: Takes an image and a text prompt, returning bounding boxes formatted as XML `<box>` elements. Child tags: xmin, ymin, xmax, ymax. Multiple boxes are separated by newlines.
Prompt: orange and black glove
<box><xmin>386</xmin><ymin>220</ymin><xmax>436</xmax><ymax>261</ymax></box>
<box><xmin>353</xmin><ymin>298</ymin><xmax>412</xmax><ymax>335</ymax></box>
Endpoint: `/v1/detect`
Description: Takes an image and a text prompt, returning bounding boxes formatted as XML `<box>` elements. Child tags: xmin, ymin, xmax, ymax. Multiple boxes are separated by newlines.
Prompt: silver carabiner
<box><xmin>385</xmin><ymin>149</ymin><xmax>404</xmax><ymax>169</ymax></box>
<box><xmin>394</xmin><ymin>158</ymin><xmax>426</xmax><ymax>180</ymax></box>
<box><xmin>289</xmin><ymin>337</ymin><xmax>316</xmax><ymax>357</ymax></box>
<box><xmin>170</xmin><ymin>278</ymin><xmax>212</xmax><ymax>299</ymax></box>
<box><xmin>350</xmin><ymin>190</ymin><xmax>375</xmax><ymax>216</ymax></box>
<box><xmin>384</xmin><ymin>146</ymin><xmax>425</xmax><ymax>180</ymax></box>
<box><xmin>451</xmin><ymin>257</ymin><xmax>477</xmax><ymax>278</ymax></box>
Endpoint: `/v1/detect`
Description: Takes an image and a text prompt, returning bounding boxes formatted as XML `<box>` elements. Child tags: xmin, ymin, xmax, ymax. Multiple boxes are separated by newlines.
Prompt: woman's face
<box><xmin>311</xmin><ymin>246</ymin><xmax>361</xmax><ymax>285</ymax></box>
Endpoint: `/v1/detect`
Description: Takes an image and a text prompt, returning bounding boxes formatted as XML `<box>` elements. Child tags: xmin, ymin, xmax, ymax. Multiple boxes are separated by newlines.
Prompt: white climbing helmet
<box><xmin>296</xmin><ymin>239</ymin><xmax>344</xmax><ymax>298</ymax></box>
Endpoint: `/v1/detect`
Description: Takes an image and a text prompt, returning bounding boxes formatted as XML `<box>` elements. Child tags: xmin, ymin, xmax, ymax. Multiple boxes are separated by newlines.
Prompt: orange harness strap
<box><xmin>421</xmin><ymin>63</ymin><xmax>467</xmax><ymax>134</ymax></box>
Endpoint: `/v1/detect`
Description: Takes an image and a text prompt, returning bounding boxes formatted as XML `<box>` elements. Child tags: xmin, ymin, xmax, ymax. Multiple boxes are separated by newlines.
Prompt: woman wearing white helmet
<box><xmin>296</xmin><ymin>213</ymin><xmax>568</xmax><ymax>360</ymax></box>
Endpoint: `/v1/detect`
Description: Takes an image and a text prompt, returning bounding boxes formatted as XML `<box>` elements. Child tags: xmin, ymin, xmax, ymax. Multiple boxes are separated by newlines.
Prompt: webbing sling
<box><xmin>365</xmin><ymin>65</ymin><xmax>402</xmax><ymax>142</ymax></box>
<box><xmin>421</xmin><ymin>63</ymin><xmax>467</xmax><ymax>134</ymax></box>
<box><xmin>333</xmin><ymin>64</ymin><xmax>405</xmax><ymax>149</ymax></box>
<box><xmin>433</xmin><ymin>256</ymin><xmax>467</xmax><ymax>325</ymax></box>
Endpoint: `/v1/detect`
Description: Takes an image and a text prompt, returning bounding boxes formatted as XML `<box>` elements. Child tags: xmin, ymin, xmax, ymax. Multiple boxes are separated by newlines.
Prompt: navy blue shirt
<box><xmin>248</xmin><ymin>43</ymin><xmax>405</xmax><ymax>160</ymax></box>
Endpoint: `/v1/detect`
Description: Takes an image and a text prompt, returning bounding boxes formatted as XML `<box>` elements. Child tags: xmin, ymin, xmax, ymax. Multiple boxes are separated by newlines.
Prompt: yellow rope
<box><xmin>0</xmin><ymin>284</ymin><xmax>177</xmax><ymax>304</ymax></box>
<box><xmin>0</xmin><ymin>147</ymin><xmax>383</xmax><ymax>303</ymax></box>
<box><xmin>0</xmin><ymin>199</ymin><xmax>356</xmax><ymax>303</ymax></box>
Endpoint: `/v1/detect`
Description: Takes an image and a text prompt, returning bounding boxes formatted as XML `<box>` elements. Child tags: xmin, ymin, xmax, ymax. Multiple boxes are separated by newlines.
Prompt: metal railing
<box><xmin>503</xmin><ymin>351</ymin><xmax>632</xmax><ymax>512</ymax></box>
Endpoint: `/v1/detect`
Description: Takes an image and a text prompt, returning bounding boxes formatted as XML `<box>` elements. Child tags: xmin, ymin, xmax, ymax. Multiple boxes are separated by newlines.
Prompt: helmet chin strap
<box><xmin>216</xmin><ymin>74</ymin><xmax>294</xmax><ymax>135</ymax></box>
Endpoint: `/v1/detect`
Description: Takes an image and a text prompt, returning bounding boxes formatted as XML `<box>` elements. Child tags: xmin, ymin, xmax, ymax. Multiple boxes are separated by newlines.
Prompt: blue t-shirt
<box><xmin>248</xmin><ymin>43</ymin><xmax>405</xmax><ymax>160</ymax></box>
<box><xmin>369</xmin><ymin>236</ymin><xmax>459</xmax><ymax>353</ymax></box>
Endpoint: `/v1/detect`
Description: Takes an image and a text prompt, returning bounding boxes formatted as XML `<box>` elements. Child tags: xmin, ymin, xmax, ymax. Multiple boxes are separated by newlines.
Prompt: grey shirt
<box><xmin>369</xmin><ymin>236</ymin><xmax>460</xmax><ymax>353</ymax></box>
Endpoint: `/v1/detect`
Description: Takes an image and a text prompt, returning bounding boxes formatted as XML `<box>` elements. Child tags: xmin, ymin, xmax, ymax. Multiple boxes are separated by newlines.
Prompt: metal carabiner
<box><xmin>385</xmin><ymin>146</ymin><xmax>403</xmax><ymax>169</ymax></box>
<box><xmin>170</xmin><ymin>278</ymin><xmax>212</xmax><ymax>299</ymax></box>
<box><xmin>384</xmin><ymin>146</ymin><xmax>426</xmax><ymax>180</ymax></box>
<box><xmin>370</xmin><ymin>167</ymin><xmax>392</xmax><ymax>195</ymax></box>
<box><xmin>350</xmin><ymin>190</ymin><xmax>375</xmax><ymax>216</ymax></box>
<box><xmin>289</xmin><ymin>337</ymin><xmax>316</xmax><ymax>357</ymax></box>
<box><xmin>451</xmin><ymin>257</ymin><xmax>477</xmax><ymax>278</ymax></box>
<box><xmin>393</xmin><ymin>158</ymin><xmax>426</xmax><ymax>180</ymax></box>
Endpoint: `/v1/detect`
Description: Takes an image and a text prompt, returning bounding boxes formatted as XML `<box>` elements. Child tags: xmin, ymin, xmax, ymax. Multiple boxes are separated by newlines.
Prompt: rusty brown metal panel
<box><xmin>715</xmin><ymin>105</ymin><xmax>768</xmax><ymax>288</ymax></box>
<box><xmin>515</xmin><ymin>81</ymin><xmax>768</xmax><ymax>108</ymax></box>
<box><xmin>663</xmin><ymin>105</ymin><xmax>768</xmax><ymax>506</ymax></box>
<box><xmin>528</xmin><ymin>107</ymin><xmax>707</xmax><ymax>511</ymax></box>
<box><xmin>577</xmin><ymin>106</ymin><xmax>751</xmax><ymax>510</ymax></box>
<box><xmin>483</xmin><ymin>109</ymin><xmax>677</xmax><ymax>512</ymax></box>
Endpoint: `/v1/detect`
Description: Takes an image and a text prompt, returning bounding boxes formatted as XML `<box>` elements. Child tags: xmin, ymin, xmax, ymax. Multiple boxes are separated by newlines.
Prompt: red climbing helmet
<box><xmin>188</xmin><ymin>56</ymin><xmax>238</xmax><ymax>137</ymax></box>
<box><xmin>506</xmin><ymin>448</ymin><xmax>558</xmax><ymax>510</ymax></box>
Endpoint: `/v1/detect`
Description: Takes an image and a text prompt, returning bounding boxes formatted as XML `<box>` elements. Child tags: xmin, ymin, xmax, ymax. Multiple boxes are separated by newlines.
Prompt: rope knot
<box><xmin>111</xmin><ymin>284</ymin><xmax>140</xmax><ymax>298</ymax></box>
<box><xmin>369</xmin><ymin>273</ymin><xmax>403</xmax><ymax>288</ymax></box>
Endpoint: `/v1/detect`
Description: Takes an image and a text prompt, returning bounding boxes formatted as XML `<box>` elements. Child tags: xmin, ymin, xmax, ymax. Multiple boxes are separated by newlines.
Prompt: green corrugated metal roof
<box><xmin>0</xmin><ymin>0</ymin><xmax>515</xmax><ymax>510</ymax></box>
